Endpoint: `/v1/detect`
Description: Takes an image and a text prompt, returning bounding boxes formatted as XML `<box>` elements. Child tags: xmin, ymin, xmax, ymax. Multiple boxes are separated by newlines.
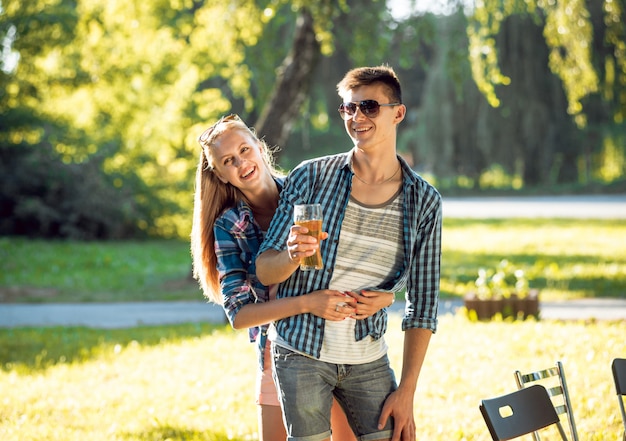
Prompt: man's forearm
<box><xmin>256</xmin><ymin>249</ymin><xmax>300</xmax><ymax>285</ymax></box>
<box><xmin>378</xmin><ymin>327</ymin><xmax>432</xmax><ymax>440</ymax></box>
<box><xmin>398</xmin><ymin>327</ymin><xmax>432</xmax><ymax>393</ymax></box>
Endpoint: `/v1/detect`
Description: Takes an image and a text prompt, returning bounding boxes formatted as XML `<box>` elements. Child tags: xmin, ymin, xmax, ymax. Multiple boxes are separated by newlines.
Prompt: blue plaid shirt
<box><xmin>214</xmin><ymin>177</ymin><xmax>284</xmax><ymax>369</ymax></box>
<box><xmin>258</xmin><ymin>150</ymin><xmax>442</xmax><ymax>359</ymax></box>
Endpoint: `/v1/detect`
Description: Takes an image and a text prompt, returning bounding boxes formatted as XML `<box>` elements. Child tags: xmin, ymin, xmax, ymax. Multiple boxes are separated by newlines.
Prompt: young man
<box><xmin>256</xmin><ymin>65</ymin><xmax>442</xmax><ymax>441</ymax></box>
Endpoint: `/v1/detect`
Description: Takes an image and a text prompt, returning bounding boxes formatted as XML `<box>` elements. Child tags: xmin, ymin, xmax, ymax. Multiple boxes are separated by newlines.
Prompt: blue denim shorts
<box><xmin>272</xmin><ymin>344</ymin><xmax>396</xmax><ymax>441</ymax></box>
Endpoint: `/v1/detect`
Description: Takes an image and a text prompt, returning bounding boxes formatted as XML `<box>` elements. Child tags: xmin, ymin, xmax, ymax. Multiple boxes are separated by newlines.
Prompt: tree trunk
<box><xmin>254</xmin><ymin>9</ymin><xmax>321</xmax><ymax>154</ymax></box>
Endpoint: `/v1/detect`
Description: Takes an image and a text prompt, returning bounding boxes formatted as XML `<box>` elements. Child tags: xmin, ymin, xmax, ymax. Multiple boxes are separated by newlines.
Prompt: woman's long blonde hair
<box><xmin>190</xmin><ymin>114</ymin><xmax>281</xmax><ymax>303</ymax></box>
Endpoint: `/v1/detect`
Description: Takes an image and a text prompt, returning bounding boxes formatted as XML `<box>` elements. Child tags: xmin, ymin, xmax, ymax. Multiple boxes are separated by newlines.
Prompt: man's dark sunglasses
<box><xmin>338</xmin><ymin>100</ymin><xmax>401</xmax><ymax>120</ymax></box>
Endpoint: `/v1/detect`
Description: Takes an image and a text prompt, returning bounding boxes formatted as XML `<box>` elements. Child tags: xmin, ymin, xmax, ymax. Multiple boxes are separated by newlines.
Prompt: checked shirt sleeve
<box><xmin>214</xmin><ymin>207</ymin><xmax>267</xmax><ymax>341</ymax></box>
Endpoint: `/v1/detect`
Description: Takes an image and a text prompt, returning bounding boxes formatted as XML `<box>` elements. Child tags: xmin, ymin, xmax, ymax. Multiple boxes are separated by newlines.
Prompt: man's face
<box><xmin>340</xmin><ymin>83</ymin><xmax>404</xmax><ymax>151</ymax></box>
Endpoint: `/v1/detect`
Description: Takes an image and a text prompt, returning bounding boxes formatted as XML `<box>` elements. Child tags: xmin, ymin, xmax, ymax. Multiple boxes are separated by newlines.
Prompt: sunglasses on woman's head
<box><xmin>198</xmin><ymin>114</ymin><xmax>241</xmax><ymax>146</ymax></box>
<box><xmin>338</xmin><ymin>100</ymin><xmax>401</xmax><ymax>120</ymax></box>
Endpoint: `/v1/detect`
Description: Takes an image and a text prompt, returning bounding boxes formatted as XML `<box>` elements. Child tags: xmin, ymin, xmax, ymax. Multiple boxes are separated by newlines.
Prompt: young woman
<box><xmin>190</xmin><ymin>114</ymin><xmax>395</xmax><ymax>441</ymax></box>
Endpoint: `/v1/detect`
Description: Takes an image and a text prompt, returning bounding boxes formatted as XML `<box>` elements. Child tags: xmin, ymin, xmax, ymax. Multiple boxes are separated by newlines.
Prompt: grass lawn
<box><xmin>1</xmin><ymin>316</ymin><xmax>625</xmax><ymax>440</ymax></box>
<box><xmin>1</xmin><ymin>218</ymin><xmax>625</xmax><ymax>440</ymax></box>
<box><xmin>442</xmin><ymin>218</ymin><xmax>626</xmax><ymax>301</ymax></box>
<box><xmin>0</xmin><ymin>238</ymin><xmax>203</xmax><ymax>303</ymax></box>
<box><xmin>1</xmin><ymin>218</ymin><xmax>625</xmax><ymax>303</ymax></box>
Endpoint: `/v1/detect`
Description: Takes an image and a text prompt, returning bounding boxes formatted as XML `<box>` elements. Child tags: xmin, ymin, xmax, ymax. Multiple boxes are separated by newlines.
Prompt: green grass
<box><xmin>1</xmin><ymin>218</ymin><xmax>625</xmax><ymax>303</ymax></box>
<box><xmin>1</xmin><ymin>219</ymin><xmax>625</xmax><ymax>440</ymax></box>
<box><xmin>0</xmin><ymin>238</ymin><xmax>202</xmax><ymax>303</ymax></box>
<box><xmin>442</xmin><ymin>218</ymin><xmax>626</xmax><ymax>300</ymax></box>
<box><xmin>1</xmin><ymin>316</ymin><xmax>625</xmax><ymax>440</ymax></box>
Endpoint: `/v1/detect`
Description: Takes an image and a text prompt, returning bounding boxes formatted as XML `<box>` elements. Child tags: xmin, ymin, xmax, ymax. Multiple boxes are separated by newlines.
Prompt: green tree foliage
<box><xmin>0</xmin><ymin>0</ymin><xmax>361</xmax><ymax>239</ymax></box>
<box><xmin>1</xmin><ymin>0</ymin><xmax>624</xmax><ymax>240</ymax></box>
<box><xmin>1</xmin><ymin>0</ymin><xmax>273</xmax><ymax>239</ymax></box>
<box><xmin>0</xmin><ymin>137</ymin><xmax>145</xmax><ymax>239</ymax></box>
<box><xmin>0</xmin><ymin>0</ymin><xmax>145</xmax><ymax>239</ymax></box>
<box><xmin>468</xmin><ymin>0</ymin><xmax>625</xmax><ymax>128</ymax></box>
<box><xmin>464</xmin><ymin>0</ymin><xmax>626</xmax><ymax>186</ymax></box>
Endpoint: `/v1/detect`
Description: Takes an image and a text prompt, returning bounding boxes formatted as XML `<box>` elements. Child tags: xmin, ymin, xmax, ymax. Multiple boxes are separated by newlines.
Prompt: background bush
<box><xmin>0</xmin><ymin>142</ymin><xmax>149</xmax><ymax>239</ymax></box>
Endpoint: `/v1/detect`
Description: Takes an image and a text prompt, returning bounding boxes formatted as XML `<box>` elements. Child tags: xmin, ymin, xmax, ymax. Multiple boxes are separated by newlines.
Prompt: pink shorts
<box><xmin>256</xmin><ymin>339</ymin><xmax>280</xmax><ymax>406</ymax></box>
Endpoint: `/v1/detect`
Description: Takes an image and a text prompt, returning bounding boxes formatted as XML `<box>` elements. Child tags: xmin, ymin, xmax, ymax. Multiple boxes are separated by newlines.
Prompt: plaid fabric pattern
<box><xmin>259</xmin><ymin>149</ymin><xmax>442</xmax><ymax>359</ymax></box>
<box><xmin>214</xmin><ymin>177</ymin><xmax>284</xmax><ymax>369</ymax></box>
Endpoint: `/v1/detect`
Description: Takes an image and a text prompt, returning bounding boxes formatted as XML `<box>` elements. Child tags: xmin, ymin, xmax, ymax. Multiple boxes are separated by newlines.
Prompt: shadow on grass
<box><xmin>0</xmin><ymin>322</ymin><xmax>231</xmax><ymax>373</ymax></box>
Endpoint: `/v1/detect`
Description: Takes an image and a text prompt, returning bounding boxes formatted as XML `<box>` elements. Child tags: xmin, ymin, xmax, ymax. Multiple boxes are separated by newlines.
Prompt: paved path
<box><xmin>442</xmin><ymin>195</ymin><xmax>626</xmax><ymax>219</ymax></box>
<box><xmin>1</xmin><ymin>298</ymin><xmax>625</xmax><ymax>329</ymax></box>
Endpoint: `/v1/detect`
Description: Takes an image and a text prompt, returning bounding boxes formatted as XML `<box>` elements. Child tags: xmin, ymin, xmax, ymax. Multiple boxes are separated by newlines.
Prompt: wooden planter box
<box><xmin>463</xmin><ymin>289</ymin><xmax>540</xmax><ymax>320</ymax></box>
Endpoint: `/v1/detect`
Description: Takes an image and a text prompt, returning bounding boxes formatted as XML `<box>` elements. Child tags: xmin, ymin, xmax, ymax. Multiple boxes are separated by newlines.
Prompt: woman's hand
<box><xmin>344</xmin><ymin>290</ymin><xmax>395</xmax><ymax>320</ymax></box>
<box><xmin>303</xmin><ymin>290</ymin><xmax>356</xmax><ymax>321</ymax></box>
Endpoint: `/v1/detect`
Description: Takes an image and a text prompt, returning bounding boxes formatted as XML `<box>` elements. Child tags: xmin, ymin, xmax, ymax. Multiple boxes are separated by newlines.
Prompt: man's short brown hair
<box><xmin>336</xmin><ymin>65</ymin><xmax>402</xmax><ymax>103</ymax></box>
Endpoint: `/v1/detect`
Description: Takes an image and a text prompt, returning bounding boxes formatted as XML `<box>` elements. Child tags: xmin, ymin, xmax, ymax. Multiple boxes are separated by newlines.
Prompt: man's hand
<box><xmin>256</xmin><ymin>226</ymin><xmax>328</xmax><ymax>285</ymax></box>
<box><xmin>377</xmin><ymin>386</ymin><xmax>416</xmax><ymax>441</ymax></box>
<box><xmin>286</xmin><ymin>224</ymin><xmax>328</xmax><ymax>264</ymax></box>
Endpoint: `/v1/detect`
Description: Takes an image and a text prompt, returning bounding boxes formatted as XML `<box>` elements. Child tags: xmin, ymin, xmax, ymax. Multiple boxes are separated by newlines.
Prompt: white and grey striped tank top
<box><xmin>318</xmin><ymin>190</ymin><xmax>404</xmax><ymax>364</ymax></box>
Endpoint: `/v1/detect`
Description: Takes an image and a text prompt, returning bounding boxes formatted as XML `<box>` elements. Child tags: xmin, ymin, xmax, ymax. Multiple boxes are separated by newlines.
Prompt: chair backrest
<box><xmin>514</xmin><ymin>361</ymin><xmax>578</xmax><ymax>441</ymax></box>
<box><xmin>479</xmin><ymin>384</ymin><xmax>569</xmax><ymax>441</ymax></box>
<box><xmin>613</xmin><ymin>358</ymin><xmax>626</xmax><ymax>441</ymax></box>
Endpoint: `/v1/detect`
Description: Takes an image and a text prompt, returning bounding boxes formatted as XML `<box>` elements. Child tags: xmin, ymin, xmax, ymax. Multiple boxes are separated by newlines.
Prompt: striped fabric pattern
<box><xmin>318</xmin><ymin>194</ymin><xmax>404</xmax><ymax>364</ymax></box>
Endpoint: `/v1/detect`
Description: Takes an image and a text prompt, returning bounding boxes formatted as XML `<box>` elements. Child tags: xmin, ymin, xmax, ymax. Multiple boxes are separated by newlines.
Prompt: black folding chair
<box><xmin>613</xmin><ymin>358</ymin><xmax>626</xmax><ymax>441</ymax></box>
<box><xmin>480</xmin><ymin>384</ymin><xmax>569</xmax><ymax>441</ymax></box>
<box><xmin>514</xmin><ymin>360</ymin><xmax>578</xmax><ymax>441</ymax></box>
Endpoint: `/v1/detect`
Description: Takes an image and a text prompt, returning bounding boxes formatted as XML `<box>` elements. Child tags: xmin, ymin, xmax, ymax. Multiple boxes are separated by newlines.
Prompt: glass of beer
<box><xmin>293</xmin><ymin>204</ymin><xmax>323</xmax><ymax>271</ymax></box>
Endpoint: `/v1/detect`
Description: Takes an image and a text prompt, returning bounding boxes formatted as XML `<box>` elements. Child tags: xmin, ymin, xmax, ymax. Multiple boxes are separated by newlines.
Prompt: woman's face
<box><xmin>210</xmin><ymin>128</ymin><xmax>267</xmax><ymax>190</ymax></box>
